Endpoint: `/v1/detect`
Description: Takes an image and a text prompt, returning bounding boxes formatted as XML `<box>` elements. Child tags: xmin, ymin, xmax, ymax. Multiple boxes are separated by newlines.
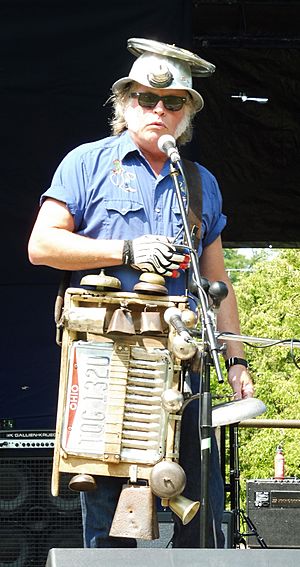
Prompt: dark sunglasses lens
<box><xmin>138</xmin><ymin>93</ymin><xmax>159</xmax><ymax>107</ymax></box>
<box><xmin>163</xmin><ymin>96</ymin><xmax>185</xmax><ymax>110</ymax></box>
<box><xmin>135</xmin><ymin>93</ymin><xmax>186</xmax><ymax>111</ymax></box>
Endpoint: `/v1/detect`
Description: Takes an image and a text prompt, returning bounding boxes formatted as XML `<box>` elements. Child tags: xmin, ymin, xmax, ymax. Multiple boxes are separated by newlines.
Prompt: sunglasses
<box><xmin>130</xmin><ymin>92</ymin><xmax>187</xmax><ymax>111</ymax></box>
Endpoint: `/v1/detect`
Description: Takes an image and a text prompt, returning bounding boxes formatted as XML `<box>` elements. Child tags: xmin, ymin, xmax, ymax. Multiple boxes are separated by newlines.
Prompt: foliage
<box><xmin>228</xmin><ymin>249</ymin><xmax>300</xmax><ymax>510</ymax></box>
<box><xmin>223</xmin><ymin>248</ymin><xmax>268</xmax><ymax>284</ymax></box>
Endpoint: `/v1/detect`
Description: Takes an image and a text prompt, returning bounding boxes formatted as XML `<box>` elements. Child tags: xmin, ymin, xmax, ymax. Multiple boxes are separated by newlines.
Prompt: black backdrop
<box><xmin>1</xmin><ymin>0</ymin><xmax>299</xmax><ymax>428</ymax></box>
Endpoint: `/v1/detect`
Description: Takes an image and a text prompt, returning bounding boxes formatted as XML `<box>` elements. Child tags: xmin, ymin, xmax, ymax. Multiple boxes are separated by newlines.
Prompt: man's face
<box><xmin>124</xmin><ymin>83</ymin><xmax>190</xmax><ymax>152</ymax></box>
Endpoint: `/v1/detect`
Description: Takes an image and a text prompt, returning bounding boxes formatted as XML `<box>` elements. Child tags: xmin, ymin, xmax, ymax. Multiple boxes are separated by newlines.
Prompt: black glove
<box><xmin>122</xmin><ymin>235</ymin><xmax>189</xmax><ymax>277</ymax></box>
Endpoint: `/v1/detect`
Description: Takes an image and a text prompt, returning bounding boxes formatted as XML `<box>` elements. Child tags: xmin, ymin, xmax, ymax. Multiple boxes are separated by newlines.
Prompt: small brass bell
<box><xmin>68</xmin><ymin>474</ymin><xmax>97</xmax><ymax>492</ymax></box>
<box><xmin>80</xmin><ymin>269</ymin><xmax>121</xmax><ymax>290</ymax></box>
<box><xmin>133</xmin><ymin>273</ymin><xmax>168</xmax><ymax>295</ymax></box>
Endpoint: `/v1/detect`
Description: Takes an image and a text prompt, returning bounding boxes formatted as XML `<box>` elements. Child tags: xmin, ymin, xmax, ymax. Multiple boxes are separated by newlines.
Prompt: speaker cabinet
<box><xmin>0</xmin><ymin>447</ymin><xmax>234</xmax><ymax>566</ymax></box>
<box><xmin>247</xmin><ymin>479</ymin><xmax>300</xmax><ymax>548</ymax></box>
<box><xmin>137</xmin><ymin>510</ymin><xmax>234</xmax><ymax>549</ymax></box>
<box><xmin>0</xmin><ymin>450</ymin><xmax>83</xmax><ymax>567</ymax></box>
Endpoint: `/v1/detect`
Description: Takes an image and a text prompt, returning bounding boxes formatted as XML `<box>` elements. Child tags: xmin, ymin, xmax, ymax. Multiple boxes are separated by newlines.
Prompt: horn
<box><xmin>167</xmin><ymin>495</ymin><xmax>200</xmax><ymax>525</ymax></box>
<box><xmin>107</xmin><ymin>306</ymin><xmax>135</xmax><ymax>335</ymax></box>
<box><xmin>140</xmin><ymin>307</ymin><xmax>163</xmax><ymax>335</ymax></box>
<box><xmin>109</xmin><ymin>484</ymin><xmax>159</xmax><ymax>540</ymax></box>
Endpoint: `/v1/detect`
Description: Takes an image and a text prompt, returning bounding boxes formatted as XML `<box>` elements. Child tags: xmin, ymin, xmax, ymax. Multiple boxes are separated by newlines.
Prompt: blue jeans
<box><xmin>80</xmin><ymin>377</ymin><xmax>225</xmax><ymax>548</ymax></box>
<box><xmin>80</xmin><ymin>476</ymin><xmax>137</xmax><ymax>548</ymax></box>
<box><xmin>171</xmin><ymin>396</ymin><xmax>225</xmax><ymax>548</ymax></box>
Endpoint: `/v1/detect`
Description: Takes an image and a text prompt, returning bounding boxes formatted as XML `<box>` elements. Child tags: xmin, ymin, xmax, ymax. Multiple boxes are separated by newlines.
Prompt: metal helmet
<box><xmin>112</xmin><ymin>52</ymin><xmax>204</xmax><ymax>112</ymax></box>
<box><xmin>111</xmin><ymin>38</ymin><xmax>216</xmax><ymax>113</ymax></box>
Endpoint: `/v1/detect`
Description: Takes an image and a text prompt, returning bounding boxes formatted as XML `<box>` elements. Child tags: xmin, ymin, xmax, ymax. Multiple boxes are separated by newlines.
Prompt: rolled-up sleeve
<box><xmin>199</xmin><ymin>165</ymin><xmax>227</xmax><ymax>248</ymax></box>
<box><xmin>40</xmin><ymin>145</ymin><xmax>90</xmax><ymax>229</ymax></box>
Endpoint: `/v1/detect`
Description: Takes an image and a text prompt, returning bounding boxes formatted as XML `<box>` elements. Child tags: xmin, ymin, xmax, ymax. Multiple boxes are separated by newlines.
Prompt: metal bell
<box><xmin>168</xmin><ymin>494</ymin><xmax>200</xmax><ymax>525</ymax></box>
<box><xmin>140</xmin><ymin>307</ymin><xmax>163</xmax><ymax>335</ymax></box>
<box><xmin>68</xmin><ymin>474</ymin><xmax>97</xmax><ymax>492</ymax></box>
<box><xmin>107</xmin><ymin>306</ymin><xmax>135</xmax><ymax>335</ymax></box>
<box><xmin>150</xmin><ymin>460</ymin><xmax>186</xmax><ymax>498</ymax></box>
<box><xmin>109</xmin><ymin>484</ymin><xmax>159</xmax><ymax>540</ymax></box>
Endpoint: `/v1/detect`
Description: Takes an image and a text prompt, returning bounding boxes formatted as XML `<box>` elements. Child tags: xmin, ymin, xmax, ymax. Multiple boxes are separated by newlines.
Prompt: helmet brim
<box><xmin>112</xmin><ymin>78</ymin><xmax>204</xmax><ymax>112</ymax></box>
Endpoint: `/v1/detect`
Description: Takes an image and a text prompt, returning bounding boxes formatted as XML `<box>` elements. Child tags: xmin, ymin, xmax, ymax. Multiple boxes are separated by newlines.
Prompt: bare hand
<box><xmin>228</xmin><ymin>365</ymin><xmax>254</xmax><ymax>400</ymax></box>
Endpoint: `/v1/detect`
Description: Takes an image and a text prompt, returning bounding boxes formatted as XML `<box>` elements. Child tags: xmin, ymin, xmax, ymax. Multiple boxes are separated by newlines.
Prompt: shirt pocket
<box><xmin>104</xmin><ymin>199</ymin><xmax>149</xmax><ymax>239</ymax></box>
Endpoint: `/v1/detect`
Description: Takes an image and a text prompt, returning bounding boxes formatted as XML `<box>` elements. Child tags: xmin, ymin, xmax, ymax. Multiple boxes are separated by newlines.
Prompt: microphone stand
<box><xmin>169</xmin><ymin>161</ymin><xmax>225</xmax><ymax>548</ymax></box>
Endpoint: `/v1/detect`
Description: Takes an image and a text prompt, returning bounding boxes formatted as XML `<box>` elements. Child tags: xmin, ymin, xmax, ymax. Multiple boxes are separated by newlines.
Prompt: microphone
<box><xmin>158</xmin><ymin>135</ymin><xmax>181</xmax><ymax>163</ymax></box>
<box><xmin>164</xmin><ymin>307</ymin><xmax>191</xmax><ymax>341</ymax></box>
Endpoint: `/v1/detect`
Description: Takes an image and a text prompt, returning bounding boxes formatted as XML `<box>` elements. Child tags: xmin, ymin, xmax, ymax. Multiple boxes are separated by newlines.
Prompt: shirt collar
<box><xmin>118</xmin><ymin>130</ymin><xmax>170</xmax><ymax>178</ymax></box>
<box><xmin>118</xmin><ymin>130</ymin><xmax>140</xmax><ymax>161</ymax></box>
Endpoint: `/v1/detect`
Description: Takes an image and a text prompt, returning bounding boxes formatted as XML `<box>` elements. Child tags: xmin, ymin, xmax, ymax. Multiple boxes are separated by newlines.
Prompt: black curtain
<box><xmin>0</xmin><ymin>0</ymin><xmax>191</xmax><ymax>428</ymax></box>
<box><xmin>189</xmin><ymin>46</ymin><xmax>300</xmax><ymax>246</ymax></box>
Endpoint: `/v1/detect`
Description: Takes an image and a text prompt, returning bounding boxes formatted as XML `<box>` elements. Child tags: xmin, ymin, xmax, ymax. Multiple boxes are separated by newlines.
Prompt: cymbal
<box><xmin>127</xmin><ymin>38</ymin><xmax>216</xmax><ymax>77</ymax></box>
<box><xmin>212</xmin><ymin>398</ymin><xmax>266</xmax><ymax>427</ymax></box>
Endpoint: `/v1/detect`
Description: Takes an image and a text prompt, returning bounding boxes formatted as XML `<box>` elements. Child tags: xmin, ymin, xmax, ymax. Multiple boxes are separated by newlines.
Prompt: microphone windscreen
<box><xmin>158</xmin><ymin>134</ymin><xmax>176</xmax><ymax>153</ymax></box>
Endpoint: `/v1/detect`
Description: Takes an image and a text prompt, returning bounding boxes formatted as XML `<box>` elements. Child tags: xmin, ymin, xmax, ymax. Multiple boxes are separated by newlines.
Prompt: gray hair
<box><xmin>109</xmin><ymin>82</ymin><xmax>197</xmax><ymax>146</ymax></box>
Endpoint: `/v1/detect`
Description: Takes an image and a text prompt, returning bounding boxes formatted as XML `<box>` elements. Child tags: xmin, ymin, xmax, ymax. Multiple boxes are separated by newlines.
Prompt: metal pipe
<box><xmin>239</xmin><ymin>418</ymin><xmax>300</xmax><ymax>429</ymax></box>
<box><xmin>216</xmin><ymin>332</ymin><xmax>300</xmax><ymax>348</ymax></box>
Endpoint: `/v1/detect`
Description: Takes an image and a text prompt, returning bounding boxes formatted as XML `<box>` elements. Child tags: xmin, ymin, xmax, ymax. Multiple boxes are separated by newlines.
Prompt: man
<box><xmin>28</xmin><ymin>39</ymin><xmax>254</xmax><ymax>548</ymax></box>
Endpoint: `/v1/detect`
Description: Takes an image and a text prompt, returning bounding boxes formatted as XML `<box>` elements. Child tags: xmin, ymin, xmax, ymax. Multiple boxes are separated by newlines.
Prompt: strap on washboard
<box><xmin>182</xmin><ymin>158</ymin><xmax>203</xmax><ymax>251</ymax></box>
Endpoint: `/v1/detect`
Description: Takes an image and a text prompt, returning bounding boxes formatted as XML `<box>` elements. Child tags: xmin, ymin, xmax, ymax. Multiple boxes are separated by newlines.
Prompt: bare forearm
<box><xmin>216</xmin><ymin>277</ymin><xmax>245</xmax><ymax>359</ymax></box>
<box><xmin>28</xmin><ymin>227</ymin><xmax>124</xmax><ymax>271</ymax></box>
<box><xmin>216</xmin><ymin>279</ymin><xmax>255</xmax><ymax>398</ymax></box>
<box><xmin>199</xmin><ymin>237</ymin><xmax>252</xmax><ymax>397</ymax></box>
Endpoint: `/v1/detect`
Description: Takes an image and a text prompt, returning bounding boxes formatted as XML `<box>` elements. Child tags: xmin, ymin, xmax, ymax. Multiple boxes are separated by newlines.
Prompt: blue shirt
<box><xmin>41</xmin><ymin>130</ymin><xmax>227</xmax><ymax>294</ymax></box>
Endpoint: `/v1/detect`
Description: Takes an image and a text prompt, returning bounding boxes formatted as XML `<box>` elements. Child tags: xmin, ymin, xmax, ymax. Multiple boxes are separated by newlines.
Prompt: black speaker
<box><xmin>0</xmin><ymin>448</ymin><xmax>83</xmax><ymax>567</ymax></box>
<box><xmin>137</xmin><ymin>511</ymin><xmax>173</xmax><ymax>549</ymax></box>
<box><xmin>246</xmin><ymin>479</ymin><xmax>300</xmax><ymax>548</ymax></box>
<box><xmin>137</xmin><ymin>510</ymin><xmax>234</xmax><ymax>549</ymax></box>
<box><xmin>45</xmin><ymin>548</ymin><xmax>300</xmax><ymax>567</ymax></box>
<box><xmin>0</xmin><ymin>435</ymin><xmax>234</xmax><ymax>567</ymax></box>
<box><xmin>221</xmin><ymin>511</ymin><xmax>235</xmax><ymax>548</ymax></box>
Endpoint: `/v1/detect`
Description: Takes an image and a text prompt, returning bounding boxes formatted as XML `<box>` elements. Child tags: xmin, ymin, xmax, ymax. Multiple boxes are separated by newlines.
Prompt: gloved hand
<box><xmin>122</xmin><ymin>235</ymin><xmax>190</xmax><ymax>277</ymax></box>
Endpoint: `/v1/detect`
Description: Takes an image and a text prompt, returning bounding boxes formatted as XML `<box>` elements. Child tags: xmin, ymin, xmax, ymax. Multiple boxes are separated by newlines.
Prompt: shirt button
<box><xmin>155</xmin><ymin>208</ymin><xmax>161</xmax><ymax>213</ymax></box>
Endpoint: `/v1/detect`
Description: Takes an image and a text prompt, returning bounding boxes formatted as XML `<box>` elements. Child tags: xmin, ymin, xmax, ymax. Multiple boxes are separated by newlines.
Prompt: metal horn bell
<box><xmin>109</xmin><ymin>483</ymin><xmax>159</xmax><ymax>540</ymax></box>
<box><xmin>107</xmin><ymin>305</ymin><xmax>135</xmax><ymax>335</ymax></box>
<box><xmin>167</xmin><ymin>494</ymin><xmax>200</xmax><ymax>525</ymax></box>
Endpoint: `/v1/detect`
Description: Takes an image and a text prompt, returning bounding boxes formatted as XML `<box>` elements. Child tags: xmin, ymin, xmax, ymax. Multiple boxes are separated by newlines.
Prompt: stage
<box><xmin>46</xmin><ymin>548</ymin><xmax>300</xmax><ymax>567</ymax></box>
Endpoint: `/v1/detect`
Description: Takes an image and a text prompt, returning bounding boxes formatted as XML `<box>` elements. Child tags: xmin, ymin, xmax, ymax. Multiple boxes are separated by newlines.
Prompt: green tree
<box><xmin>232</xmin><ymin>249</ymin><xmax>300</xmax><ymax>508</ymax></box>
<box><xmin>223</xmin><ymin>248</ymin><xmax>268</xmax><ymax>284</ymax></box>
